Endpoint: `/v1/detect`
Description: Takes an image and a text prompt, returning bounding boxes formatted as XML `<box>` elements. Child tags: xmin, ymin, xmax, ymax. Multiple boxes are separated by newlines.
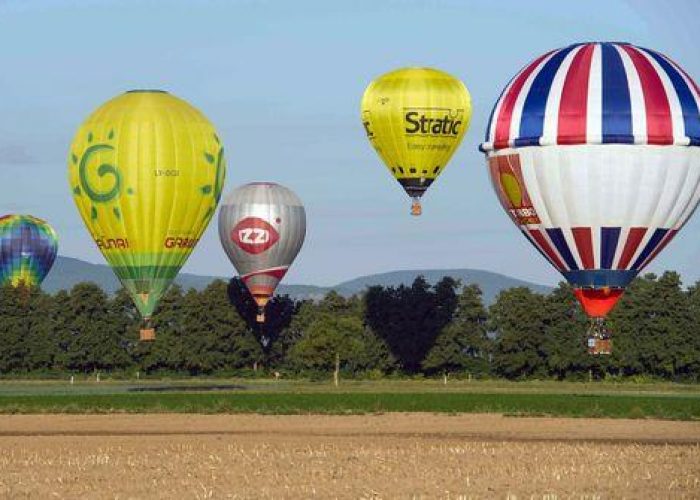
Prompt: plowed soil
<box><xmin>0</xmin><ymin>413</ymin><xmax>698</xmax><ymax>498</ymax></box>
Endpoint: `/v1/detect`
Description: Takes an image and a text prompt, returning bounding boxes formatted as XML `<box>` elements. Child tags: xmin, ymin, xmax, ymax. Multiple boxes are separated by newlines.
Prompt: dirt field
<box><xmin>0</xmin><ymin>414</ymin><xmax>698</xmax><ymax>498</ymax></box>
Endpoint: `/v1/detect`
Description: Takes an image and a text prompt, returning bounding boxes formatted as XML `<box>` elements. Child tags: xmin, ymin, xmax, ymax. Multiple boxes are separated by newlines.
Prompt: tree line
<box><xmin>0</xmin><ymin>271</ymin><xmax>699</xmax><ymax>381</ymax></box>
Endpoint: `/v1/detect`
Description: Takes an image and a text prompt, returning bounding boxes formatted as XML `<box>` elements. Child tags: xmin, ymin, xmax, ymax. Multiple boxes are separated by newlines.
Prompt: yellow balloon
<box><xmin>68</xmin><ymin>90</ymin><xmax>226</xmax><ymax>327</ymax></box>
<box><xmin>361</xmin><ymin>67</ymin><xmax>471</xmax><ymax>215</ymax></box>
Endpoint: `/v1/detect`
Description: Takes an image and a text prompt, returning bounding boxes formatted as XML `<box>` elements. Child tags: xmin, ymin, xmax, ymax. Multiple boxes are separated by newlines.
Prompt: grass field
<box><xmin>0</xmin><ymin>378</ymin><xmax>698</xmax><ymax>419</ymax></box>
<box><xmin>1</xmin><ymin>381</ymin><xmax>699</xmax><ymax>497</ymax></box>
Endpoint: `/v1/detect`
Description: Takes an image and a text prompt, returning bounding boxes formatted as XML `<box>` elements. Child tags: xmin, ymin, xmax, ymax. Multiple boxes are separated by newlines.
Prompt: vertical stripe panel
<box><xmin>600</xmin><ymin>227</ymin><xmax>621</xmax><ymax>269</ymax></box>
<box><xmin>558</xmin><ymin>44</ymin><xmax>595</xmax><ymax>144</ymax></box>
<box><xmin>493</xmin><ymin>51</ymin><xmax>555</xmax><ymax>149</ymax></box>
<box><xmin>541</xmin><ymin>46</ymin><xmax>582</xmax><ymax>145</ymax></box>
<box><xmin>571</xmin><ymin>227</ymin><xmax>595</xmax><ymax>269</ymax></box>
<box><xmin>631</xmin><ymin>228</ymin><xmax>670</xmax><ymax>269</ymax></box>
<box><xmin>616</xmin><ymin>227</ymin><xmax>647</xmax><ymax>270</ymax></box>
<box><xmin>545</xmin><ymin>227</ymin><xmax>579</xmax><ymax>270</ymax></box>
<box><xmin>621</xmin><ymin>45</ymin><xmax>673</xmax><ymax>145</ymax></box>
<box><xmin>517</xmin><ymin>45</ymin><xmax>579</xmax><ymax>146</ymax></box>
<box><xmin>642</xmin><ymin>48</ymin><xmax>700</xmax><ymax>145</ymax></box>
<box><xmin>586</xmin><ymin>43</ymin><xmax>603</xmax><ymax>144</ymax></box>
<box><xmin>618</xmin><ymin>45</ymin><xmax>649</xmax><ymax>143</ymax></box>
<box><xmin>527</xmin><ymin>228</ymin><xmax>567</xmax><ymax>271</ymax></box>
<box><xmin>600</xmin><ymin>43</ymin><xmax>633</xmax><ymax>143</ymax></box>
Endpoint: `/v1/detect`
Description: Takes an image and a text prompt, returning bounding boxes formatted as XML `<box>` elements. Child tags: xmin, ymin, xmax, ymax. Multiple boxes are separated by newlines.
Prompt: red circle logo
<box><xmin>231</xmin><ymin>217</ymin><xmax>280</xmax><ymax>254</ymax></box>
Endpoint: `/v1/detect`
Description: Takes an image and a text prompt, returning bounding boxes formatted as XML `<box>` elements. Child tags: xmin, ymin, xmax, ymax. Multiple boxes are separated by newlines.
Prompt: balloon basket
<box><xmin>140</xmin><ymin>319</ymin><xmax>156</xmax><ymax>342</ymax></box>
<box><xmin>140</xmin><ymin>328</ymin><xmax>156</xmax><ymax>342</ymax></box>
<box><xmin>410</xmin><ymin>198</ymin><xmax>422</xmax><ymax>216</ymax></box>
<box><xmin>256</xmin><ymin>308</ymin><xmax>266</xmax><ymax>323</ymax></box>
<box><xmin>586</xmin><ymin>318</ymin><xmax>611</xmax><ymax>355</ymax></box>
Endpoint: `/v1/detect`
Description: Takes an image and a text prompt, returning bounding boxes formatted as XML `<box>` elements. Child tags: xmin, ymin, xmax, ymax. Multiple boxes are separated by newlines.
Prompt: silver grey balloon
<box><xmin>218</xmin><ymin>182</ymin><xmax>306</xmax><ymax>322</ymax></box>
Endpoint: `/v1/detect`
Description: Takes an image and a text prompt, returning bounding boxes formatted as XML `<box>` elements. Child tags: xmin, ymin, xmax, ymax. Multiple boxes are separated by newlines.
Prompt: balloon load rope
<box><xmin>410</xmin><ymin>197</ymin><xmax>422</xmax><ymax>216</ymax></box>
<box><xmin>586</xmin><ymin>317</ymin><xmax>612</xmax><ymax>356</ymax></box>
<box><xmin>255</xmin><ymin>310</ymin><xmax>271</xmax><ymax>349</ymax></box>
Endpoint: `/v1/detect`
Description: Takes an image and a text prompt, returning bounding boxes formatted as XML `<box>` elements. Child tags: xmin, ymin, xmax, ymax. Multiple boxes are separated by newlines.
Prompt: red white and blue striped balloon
<box><xmin>481</xmin><ymin>42</ymin><xmax>700</xmax><ymax>318</ymax></box>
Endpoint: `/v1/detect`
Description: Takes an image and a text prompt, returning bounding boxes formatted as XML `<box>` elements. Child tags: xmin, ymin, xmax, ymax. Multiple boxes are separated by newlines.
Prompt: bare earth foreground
<box><xmin>0</xmin><ymin>414</ymin><xmax>698</xmax><ymax>498</ymax></box>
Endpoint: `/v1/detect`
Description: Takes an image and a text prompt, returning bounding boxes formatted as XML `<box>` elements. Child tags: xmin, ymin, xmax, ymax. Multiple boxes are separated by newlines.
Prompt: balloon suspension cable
<box><xmin>140</xmin><ymin>317</ymin><xmax>156</xmax><ymax>342</ymax></box>
<box><xmin>586</xmin><ymin>317</ymin><xmax>612</xmax><ymax>356</ymax></box>
<box><xmin>410</xmin><ymin>197</ymin><xmax>422</xmax><ymax>216</ymax></box>
<box><xmin>255</xmin><ymin>309</ymin><xmax>270</xmax><ymax>349</ymax></box>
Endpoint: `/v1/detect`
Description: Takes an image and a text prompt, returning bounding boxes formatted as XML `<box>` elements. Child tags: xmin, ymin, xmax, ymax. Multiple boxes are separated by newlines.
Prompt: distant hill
<box><xmin>329</xmin><ymin>269</ymin><xmax>552</xmax><ymax>305</ymax></box>
<box><xmin>42</xmin><ymin>256</ymin><xmax>552</xmax><ymax>305</ymax></box>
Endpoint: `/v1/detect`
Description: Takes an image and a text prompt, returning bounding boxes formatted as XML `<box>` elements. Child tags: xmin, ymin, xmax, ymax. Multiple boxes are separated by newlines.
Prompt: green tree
<box><xmin>684</xmin><ymin>280</ymin><xmax>700</xmax><ymax>380</ymax></box>
<box><xmin>131</xmin><ymin>285</ymin><xmax>183</xmax><ymax>374</ymax></box>
<box><xmin>610</xmin><ymin>272</ymin><xmax>691</xmax><ymax>378</ymax></box>
<box><xmin>23</xmin><ymin>286</ymin><xmax>58</xmax><ymax>372</ymax></box>
<box><xmin>365</xmin><ymin>276</ymin><xmax>459</xmax><ymax>373</ymax></box>
<box><xmin>422</xmin><ymin>284</ymin><xmax>490</xmax><ymax>376</ymax></box>
<box><xmin>287</xmin><ymin>314</ymin><xmax>391</xmax><ymax>374</ymax></box>
<box><xmin>490</xmin><ymin>287</ymin><xmax>547</xmax><ymax>379</ymax></box>
<box><xmin>0</xmin><ymin>284</ymin><xmax>30</xmax><ymax>373</ymax></box>
<box><xmin>56</xmin><ymin>283</ymin><xmax>131</xmax><ymax>373</ymax></box>
<box><xmin>177</xmin><ymin>280</ymin><xmax>261</xmax><ymax>374</ymax></box>
<box><xmin>542</xmin><ymin>283</ymin><xmax>591</xmax><ymax>380</ymax></box>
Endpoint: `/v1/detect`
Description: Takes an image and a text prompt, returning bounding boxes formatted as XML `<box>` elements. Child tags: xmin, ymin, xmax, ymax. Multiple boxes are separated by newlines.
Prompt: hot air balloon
<box><xmin>68</xmin><ymin>90</ymin><xmax>226</xmax><ymax>341</ymax></box>
<box><xmin>219</xmin><ymin>182</ymin><xmax>306</xmax><ymax>323</ymax></box>
<box><xmin>0</xmin><ymin>215</ymin><xmax>57</xmax><ymax>289</ymax></box>
<box><xmin>361</xmin><ymin>67</ymin><xmax>472</xmax><ymax>215</ymax></box>
<box><xmin>481</xmin><ymin>42</ymin><xmax>700</xmax><ymax>354</ymax></box>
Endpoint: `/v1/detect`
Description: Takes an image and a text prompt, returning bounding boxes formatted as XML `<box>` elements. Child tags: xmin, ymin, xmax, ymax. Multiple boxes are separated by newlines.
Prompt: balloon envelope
<box><xmin>0</xmin><ymin>214</ymin><xmax>57</xmax><ymax>288</ymax></box>
<box><xmin>68</xmin><ymin>90</ymin><xmax>225</xmax><ymax>320</ymax></box>
<box><xmin>481</xmin><ymin>42</ymin><xmax>700</xmax><ymax>317</ymax></box>
<box><xmin>218</xmin><ymin>182</ymin><xmax>306</xmax><ymax>320</ymax></box>
<box><xmin>362</xmin><ymin>67</ymin><xmax>471</xmax><ymax>215</ymax></box>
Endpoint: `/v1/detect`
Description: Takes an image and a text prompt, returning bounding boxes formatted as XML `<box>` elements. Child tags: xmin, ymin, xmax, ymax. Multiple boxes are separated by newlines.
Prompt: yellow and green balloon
<box><xmin>68</xmin><ymin>90</ymin><xmax>226</xmax><ymax>339</ymax></box>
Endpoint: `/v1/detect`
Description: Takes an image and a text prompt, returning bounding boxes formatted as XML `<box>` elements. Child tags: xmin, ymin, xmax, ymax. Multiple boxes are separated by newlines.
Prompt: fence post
<box><xmin>334</xmin><ymin>352</ymin><xmax>340</xmax><ymax>387</ymax></box>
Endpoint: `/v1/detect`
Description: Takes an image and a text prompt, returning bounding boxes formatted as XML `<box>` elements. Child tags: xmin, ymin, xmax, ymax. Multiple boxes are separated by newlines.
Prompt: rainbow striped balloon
<box><xmin>0</xmin><ymin>215</ymin><xmax>58</xmax><ymax>288</ymax></box>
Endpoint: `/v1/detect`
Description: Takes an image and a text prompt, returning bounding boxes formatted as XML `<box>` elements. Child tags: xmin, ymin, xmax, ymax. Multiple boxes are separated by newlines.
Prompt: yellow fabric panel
<box><xmin>68</xmin><ymin>90</ymin><xmax>225</xmax><ymax>317</ymax></box>
<box><xmin>361</xmin><ymin>67</ymin><xmax>471</xmax><ymax>184</ymax></box>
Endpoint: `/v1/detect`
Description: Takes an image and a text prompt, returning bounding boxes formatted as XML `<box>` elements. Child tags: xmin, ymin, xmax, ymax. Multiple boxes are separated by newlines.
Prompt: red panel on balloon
<box><xmin>574</xmin><ymin>288</ymin><xmax>624</xmax><ymax>318</ymax></box>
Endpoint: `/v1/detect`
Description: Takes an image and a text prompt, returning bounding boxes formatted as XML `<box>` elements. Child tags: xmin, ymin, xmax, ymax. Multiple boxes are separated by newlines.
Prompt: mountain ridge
<box><xmin>42</xmin><ymin>256</ymin><xmax>552</xmax><ymax>305</ymax></box>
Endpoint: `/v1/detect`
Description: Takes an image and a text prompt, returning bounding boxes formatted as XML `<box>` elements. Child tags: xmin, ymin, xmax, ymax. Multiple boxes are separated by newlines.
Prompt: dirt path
<box><xmin>0</xmin><ymin>414</ymin><xmax>698</xmax><ymax>498</ymax></box>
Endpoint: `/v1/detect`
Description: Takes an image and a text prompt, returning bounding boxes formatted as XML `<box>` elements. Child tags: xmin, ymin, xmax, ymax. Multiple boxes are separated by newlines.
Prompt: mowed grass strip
<box><xmin>0</xmin><ymin>392</ymin><xmax>698</xmax><ymax>419</ymax></box>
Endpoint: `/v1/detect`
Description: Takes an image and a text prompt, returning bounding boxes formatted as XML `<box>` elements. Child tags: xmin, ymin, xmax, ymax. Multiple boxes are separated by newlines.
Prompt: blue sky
<box><xmin>1</xmin><ymin>0</ymin><xmax>699</xmax><ymax>287</ymax></box>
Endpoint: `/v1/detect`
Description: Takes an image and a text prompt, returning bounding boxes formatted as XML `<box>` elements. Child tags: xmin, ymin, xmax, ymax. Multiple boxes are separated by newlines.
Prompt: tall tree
<box><xmin>57</xmin><ymin>283</ymin><xmax>131</xmax><ymax>373</ymax></box>
<box><xmin>542</xmin><ymin>283</ymin><xmax>591</xmax><ymax>380</ymax></box>
<box><xmin>287</xmin><ymin>314</ymin><xmax>392</xmax><ymax>374</ymax></box>
<box><xmin>24</xmin><ymin>286</ymin><xmax>58</xmax><ymax>372</ymax></box>
<box><xmin>489</xmin><ymin>287</ymin><xmax>547</xmax><ymax>379</ymax></box>
<box><xmin>0</xmin><ymin>284</ymin><xmax>30</xmax><ymax>373</ymax></box>
<box><xmin>178</xmin><ymin>280</ymin><xmax>261</xmax><ymax>374</ymax></box>
<box><xmin>422</xmin><ymin>284</ymin><xmax>490</xmax><ymax>376</ymax></box>
<box><xmin>365</xmin><ymin>276</ymin><xmax>459</xmax><ymax>373</ymax></box>
<box><xmin>684</xmin><ymin>280</ymin><xmax>700</xmax><ymax>380</ymax></box>
<box><xmin>611</xmin><ymin>272</ymin><xmax>691</xmax><ymax>378</ymax></box>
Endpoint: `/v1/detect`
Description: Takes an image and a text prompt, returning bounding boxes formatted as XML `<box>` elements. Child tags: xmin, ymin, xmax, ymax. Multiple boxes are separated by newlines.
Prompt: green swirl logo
<box><xmin>71</xmin><ymin>130</ymin><xmax>131</xmax><ymax>221</ymax></box>
<box><xmin>79</xmin><ymin>143</ymin><xmax>121</xmax><ymax>203</ymax></box>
